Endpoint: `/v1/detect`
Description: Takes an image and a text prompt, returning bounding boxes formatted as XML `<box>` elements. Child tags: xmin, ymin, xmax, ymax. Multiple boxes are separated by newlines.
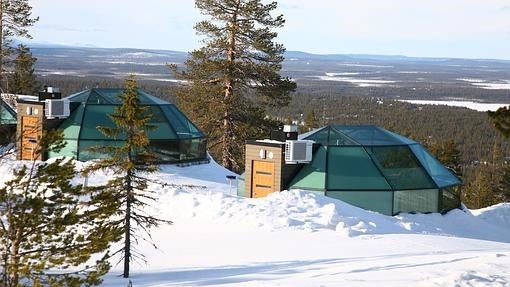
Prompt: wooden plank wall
<box><xmin>245</xmin><ymin>143</ymin><xmax>285</xmax><ymax>198</ymax></box>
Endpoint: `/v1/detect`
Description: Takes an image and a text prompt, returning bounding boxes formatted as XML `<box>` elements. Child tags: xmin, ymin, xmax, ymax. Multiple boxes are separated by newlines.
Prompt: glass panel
<box><xmin>289</xmin><ymin>145</ymin><xmax>327</xmax><ymax>191</ymax></box>
<box><xmin>393</xmin><ymin>189</ymin><xmax>439</xmax><ymax>214</ymax></box>
<box><xmin>80</xmin><ymin>105</ymin><xmax>119</xmax><ymax>140</ymax></box>
<box><xmin>86</xmin><ymin>89</ymin><xmax>117</xmax><ymax>105</ymax></box>
<box><xmin>147</xmin><ymin>106</ymin><xmax>178</xmax><ymax>139</ymax></box>
<box><xmin>138</xmin><ymin>90</ymin><xmax>169</xmax><ymax>105</ymax></box>
<box><xmin>333</xmin><ymin>125</ymin><xmax>400</xmax><ymax>146</ymax></box>
<box><xmin>328</xmin><ymin>191</ymin><xmax>394</xmax><ymax>215</ymax></box>
<box><xmin>66</xmin><ymin>90</ymin><xmax>91</xmax><ymax>103</ymax></box>
<box><xmin>178</xmin><ymin>138</ymin><xmax>207</xmax><ymax>161</ymax></box>
<box><xmin>381</xmin><ymin>129</ymin><xmax>417</xmax><ymax>145</ymax></box>
<box><xmin>328</xmin><ymin>128</ymin><xmax>358</xmax><ymax>146</ymax></box>
<box><xmin>161</xmin><ymin>105</ymin><xmax>203</xmax><ymax>138</ymax></box>
<box><xmin>367</xmin><ymin>145</ymin><xmax>436</xmax><ymax>189</ymax></box>
<box><xmin>0</xmin><ymin>101</ymin><xmax>16</xmax><ymax>124</ymax></box>
<box><xmin>149</xmin><ymin>140</ymin><xmax>181</xmax><ymax>162</ymax></box>
<box><xmin>59</xmin><ymin>104</ymin><xmax>85</xmax><ymax>139</ymax></box>
<box><xmin>440</xmin><ymin>186</ymin><xmax>461</xmax><ymax>212</ymax></box>
<box><xmin>78</xmin><ymin>140</ymin><xmax>124</xmax><ymax>161</ymax></box>
<box><xmin>409</xmin><ymin>144</ymin><xmax>461</xmax><ymax>188</ymax></box>
<box><xmin>237</xmin><ymin>173</ymin><xmax>247</xmax><ymax>197</ymax></box>
<box><xmin>327</xmin><ymin>147</ymin><xmax>392</xmax><ymax>190</ymax></box>
<box><xmin>49</xmin><ymin>139</ymin><xmax>78</xmax><ymax>159</ymax></box>
<box><xmin>303</xmin><ymin>126</ymin><xmax>330</xmax><ymax>146</ymax></box>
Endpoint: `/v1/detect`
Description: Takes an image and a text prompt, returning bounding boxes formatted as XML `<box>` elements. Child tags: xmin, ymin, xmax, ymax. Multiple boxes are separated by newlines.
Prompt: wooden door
<box><xmin>252</xmin><ymin>160</ymin><xmax>275</xmax><ymax>198</ymax></box>
<box><xmin>21</xmin><ymin>116</ymin><xmax>39</xmax><ymax>160</ymax></box>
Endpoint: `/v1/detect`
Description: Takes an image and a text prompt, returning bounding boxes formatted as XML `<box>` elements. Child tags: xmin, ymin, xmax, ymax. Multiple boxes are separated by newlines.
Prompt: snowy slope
<box><xmin>1</xmin><ymin>157</ymin><xmax>510</xmax><ymax>286</ymax></box>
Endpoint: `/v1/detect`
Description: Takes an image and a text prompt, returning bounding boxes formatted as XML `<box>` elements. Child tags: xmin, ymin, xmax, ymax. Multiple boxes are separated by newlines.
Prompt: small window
<box><xmin>33</xmin><ymin>108</ymin><xmax>39</xmax><ymax>115</ymax></box>
<box><xmin>26</xmin><ymin>107</ymin><xmax>32</xmax><ymax>115</ymax></box>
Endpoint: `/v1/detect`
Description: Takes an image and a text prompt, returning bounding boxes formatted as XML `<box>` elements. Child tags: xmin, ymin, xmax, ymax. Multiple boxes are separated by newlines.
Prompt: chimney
<box><xmin>270</xmin><ymin>124</ymin><xmax>298</xmax><ymax>142</ymax></box>
<box><xmin>38</xmin><ymin>86</ymin><xmax>62</xmax><ymax>101</ymax></box>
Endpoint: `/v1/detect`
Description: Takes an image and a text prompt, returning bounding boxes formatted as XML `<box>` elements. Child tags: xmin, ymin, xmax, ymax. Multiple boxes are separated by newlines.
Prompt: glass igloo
<box><xmin>49</xmin><ymin>88</ymin><xmax>207</xmax><ymax>163</ymax></box>
<box><xmin>289</xmin><ymin>125</ymin><xmax>461</xmax><ymax>215</ymax></box>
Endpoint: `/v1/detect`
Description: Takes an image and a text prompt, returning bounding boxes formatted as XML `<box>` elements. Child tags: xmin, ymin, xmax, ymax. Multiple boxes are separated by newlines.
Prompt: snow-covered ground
<box><xmin>1</xmin><ymin>157</ymin><xmax>509</xmax><ymax>286</ymax></box>
<box><xmin>399</xmin><ymin>99</ymin><xmax>508</xmax><ymax>112</ymax></box>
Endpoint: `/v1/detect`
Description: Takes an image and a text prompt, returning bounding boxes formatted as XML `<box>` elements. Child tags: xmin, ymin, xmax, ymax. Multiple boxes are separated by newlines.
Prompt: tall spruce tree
<box><xmin>0</xmin><ymin>0</ymin><xmax>38</xmax><ymax>87</ymax></box>
<box><xmin>488</xmin><ymin>107</ymin><xmax>510</xmax><ymax>137</ymax></box>
<box><xmin>0</xmin><ymin>130</ymin><xmax>117</xmax><ymax>287</ymax></box>
<box><xmin>83</xmin><ymin>75</ymin><xmax>169</xmax><ymax>278</ymax></box>
<box><xmin>171</xmin><ymin>0</ymin><xmax>296</xmax><ymax>171</ymax></box>
<box><xmin>8</xmin><ymin>44</ymin><xmax>38</xmax><ymax>94</ymax></box>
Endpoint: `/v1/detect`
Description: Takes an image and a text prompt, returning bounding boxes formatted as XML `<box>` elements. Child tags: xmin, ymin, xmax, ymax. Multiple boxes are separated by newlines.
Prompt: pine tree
<box><xmin>488</xmin><ymin>108</ymin><xmax>510</xmax><ymax>203</ymax></box>
<box><xmin>303</xmin><ymin>110</ymin><xmax>319</xmax><ymax>132</ymax></box>
<box><xmin>83</xmin><ymin>75</ymin><xmax>169</xmax><ymax>278</ymax></box>
<box><xmin>0</xmin><ymin>130</ymin><xmax>117</xmax><ymax>287</ymax></box>
<box><xmin>488</xmin><ymin>107</ymin><xmax>510</xmax><ymax>137</ymax></box>
<box><xmin>463</xmin><ymin>163</ymin><xmax>499</xmax><ymax>209</ymax></box>
<box><xmin>8</xmin><ymin>44</ymin><xmax>39</xmax><ymax>94</ymax></box>
<box><xmin>171</xmin><ymin>0</ymin><xmax>296</xmax><ymax>172</ymax></box>
<box><xmin>0</xmin><ymin>0</ymin><xmax>38</xmax><ymax>87</ymax></box>
<box><xmin>498</xmin><ymin>164</ymin><xmax>510</xmax><ymax>202</ymax></box>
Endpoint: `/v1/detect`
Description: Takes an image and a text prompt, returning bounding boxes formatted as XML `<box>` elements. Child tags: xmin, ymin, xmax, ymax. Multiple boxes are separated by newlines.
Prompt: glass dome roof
<box><xmin>50</xmin><ymin>88</ymin><xmax>206</xmax><ymax>162</ymax></box>
<box><xmin>294</xmin><ymin>125</ymin><xmax>461</xmax><ymax>190</ymax></box>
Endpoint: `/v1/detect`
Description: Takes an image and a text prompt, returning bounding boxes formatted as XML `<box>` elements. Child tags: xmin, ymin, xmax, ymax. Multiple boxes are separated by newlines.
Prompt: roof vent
<box><xmin>285</xmin><ymin>140</ymin><xmax>313</xmax><ymax>164</ymax></box>
<box><xmin>45</xmin><ymin>99</ymin><xmax>70</xmax><ymax>119</ymax></box>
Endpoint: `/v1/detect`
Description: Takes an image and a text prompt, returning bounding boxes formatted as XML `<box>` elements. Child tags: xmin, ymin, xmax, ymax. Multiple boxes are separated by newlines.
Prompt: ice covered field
<box><xmin>1</xmin><ymin>157</ymin><xmax>510</xmax><ymax>287</ymax></box>
<box><xmin>399</xmin><ymin>100</ymin><xmax>508</xmax><ymax>112</ymax></box>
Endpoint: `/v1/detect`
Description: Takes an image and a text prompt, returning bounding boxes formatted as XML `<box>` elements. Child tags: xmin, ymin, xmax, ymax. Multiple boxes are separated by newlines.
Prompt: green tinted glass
<box><xmin>60</xmin><ymin>104</ymin><xmax>85</xmax><ymax>139</ymax></box>
<box><xmin>393</xmin><ymin>189</ymin><xmax>439</xmax><ymax>214</ymax></box>
<box><xmin>147</xmin><ymin>106</ymin><xmax>178</xmax><ymax>139</ymax></box>
<box><xmin>49</xmin><ymin>139</ymin><xmax>78</xmax><ymax>159</ymax></box>
<box><xmin>409</xmin><ymin>144</ymin><xmax>461</xmax><ymax>188</ymax></box>
<box><xmin>303</xmin><ymin>126</ymin><xmax>330</xmax><ymax>145</ymax></box>
<box><xmin>327</xmin><ymin>147</ymin><xmax>392</xmax><ymax>190</ymax></box>
<box><xmin>440</xmin><ymin>186</ymin><xmax>461</xmax><ymax>212</ymax></box>
<box><xmin>328</xmin><ymin>191</ymin><xmax>394</xmax><ymax>215</ymax></box>
<box><xmin>328</xmin><ymin>128</ymin><xmax>358</xmax><ymax>146</ymax></box>
<box><xmin>0</xmin><ymin>104</ymin><xmax>16</xmax><ymax>124</ymax></box>
<box><xmin>367</xmin><ymin>145</ymin><xmax>436</xmax><ymax>190</ymax></box>
<box><xmin>289</xmin><ymin>145</ymin><xmax>327</xmax><ymax>191</ymax></box>
<box><xmin>161</xmin><ymin>105</ymin><xmax>203</xmax><ymax>138</ymax></box>
<box><xmin>80</xmin><ymin>105</ymin><xmax>118</xmax><ymax>139</ymax></box>
<box><xmin>78</xmin><ymin>140</ymin><xmax>123</xmax><ymax>161</ymax></box>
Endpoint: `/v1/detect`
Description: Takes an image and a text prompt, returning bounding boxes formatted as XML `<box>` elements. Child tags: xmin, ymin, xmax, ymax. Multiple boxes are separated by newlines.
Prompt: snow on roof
<box><xmin>1</xmin><ymin>93</ymin><xmax>38</xmax><ymax>112</ymax></box>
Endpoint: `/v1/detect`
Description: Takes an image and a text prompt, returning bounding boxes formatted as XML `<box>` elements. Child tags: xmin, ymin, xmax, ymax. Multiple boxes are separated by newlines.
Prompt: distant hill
<box><xmin>28</xmin><ymin>45</ymin><xmax>510</xmax><ymax>103</ymax></box>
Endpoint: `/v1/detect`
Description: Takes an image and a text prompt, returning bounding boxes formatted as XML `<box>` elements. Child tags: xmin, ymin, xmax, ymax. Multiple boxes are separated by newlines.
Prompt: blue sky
<box><xmin>28</xmin><ymin>0</ymin><xmax>510</xmax><ymax>60</ymax></box>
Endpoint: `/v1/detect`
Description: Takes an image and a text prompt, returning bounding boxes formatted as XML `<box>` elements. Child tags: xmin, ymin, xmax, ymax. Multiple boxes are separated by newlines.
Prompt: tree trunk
<box><xmin>221</xmin><ymin>0</ymin><xmax>240</xmax><ymax>171</ymax></box>
<box><xmin>0</xmin><ymin>0</ymin><xmax>4</xmax><ymax>87</ymax></box>
<box><xmin>123</xmin><ymin>174</ymin><xmax>132</xmax><ymax>278</ymax></box>
<box><xmin>10</xmin><ymin>229</ymin><xmax>22</xmax><ymax>287</ymax></box>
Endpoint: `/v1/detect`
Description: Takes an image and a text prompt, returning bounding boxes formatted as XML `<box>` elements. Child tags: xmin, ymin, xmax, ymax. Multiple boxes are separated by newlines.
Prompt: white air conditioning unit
<box><xmin>285</xmin><ymin>140</ymin><xmax>313</xmax><ymax>164</ymax></box>
<box><xmin>45</xmin><ymin>99</ymin><xmax>70</xmax><ymax>119</ymax></box>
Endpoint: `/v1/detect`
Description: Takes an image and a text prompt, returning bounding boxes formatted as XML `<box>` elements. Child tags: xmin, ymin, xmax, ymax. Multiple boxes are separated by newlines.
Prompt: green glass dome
<box><xmin>289</xmin><ymin>125</ymin><xmax>461</xmax><ymax>215</ymax></box>
<box><xmin>0</xmin><ymin>98</ymin><xmax>17</xmax><ymax>125</ymax></box>
<box><xmin>50</xmin><ymin>88</ymin><xmax>207</xmax><ymax>163</ymax></box>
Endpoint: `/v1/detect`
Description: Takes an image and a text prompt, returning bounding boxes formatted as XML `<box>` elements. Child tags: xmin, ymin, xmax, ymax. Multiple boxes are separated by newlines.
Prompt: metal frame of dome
<box><xmin>49</xmin><ymin>88</ymin><xmax>207</xmax><ymax>163</ymax></box>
